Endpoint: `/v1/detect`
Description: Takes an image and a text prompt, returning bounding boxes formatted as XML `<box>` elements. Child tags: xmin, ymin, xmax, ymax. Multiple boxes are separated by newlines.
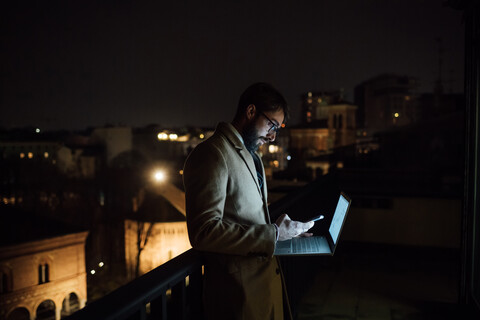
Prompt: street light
<box><xmin>153</xmin><ymin>170</ymin><xmax>166</xmax><ymax>182</ymax></box>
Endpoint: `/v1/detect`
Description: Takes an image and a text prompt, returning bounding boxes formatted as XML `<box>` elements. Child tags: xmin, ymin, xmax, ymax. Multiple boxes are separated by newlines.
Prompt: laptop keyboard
<box><xmin>293</xmin><ymin>236</ymin><xmax>327</xmax><ymax>253</ymax></box>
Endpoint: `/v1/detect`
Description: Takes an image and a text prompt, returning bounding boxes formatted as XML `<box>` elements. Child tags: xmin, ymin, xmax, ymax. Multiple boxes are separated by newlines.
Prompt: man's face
<box><xmin>243</xmin><ymin>109</ymin><xmax>284</xmax><ymax>153</ymax></box>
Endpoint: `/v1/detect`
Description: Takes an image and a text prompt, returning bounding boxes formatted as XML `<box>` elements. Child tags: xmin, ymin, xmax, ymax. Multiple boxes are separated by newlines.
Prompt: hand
<box><xmin>275</xmin><ymin>214</ymin><xmax>315</xmax><ymax>241</ymax></box>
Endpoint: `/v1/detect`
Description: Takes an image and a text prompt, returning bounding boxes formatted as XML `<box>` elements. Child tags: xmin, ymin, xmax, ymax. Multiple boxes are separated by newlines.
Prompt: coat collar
<box><xmin>215</xmin><ymin>122</ymin><xmax>244</xmax><ymax>150</ymax></box>
<box><xmin>215</xmin><ymin>122</ymin><xmax>263</xmax><ymax>192</ymax></box>
<box><xmin>215</xmin><ymin>122</ymin><xmax>270</xmax><ymax>222</ymax></box>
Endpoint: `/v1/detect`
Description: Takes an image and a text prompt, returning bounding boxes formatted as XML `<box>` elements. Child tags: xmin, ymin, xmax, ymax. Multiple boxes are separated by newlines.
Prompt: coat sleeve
<box><xmin>183</xmin><ymin>142</ymin><xmax>276</xmax><ymax>257</ymax></box>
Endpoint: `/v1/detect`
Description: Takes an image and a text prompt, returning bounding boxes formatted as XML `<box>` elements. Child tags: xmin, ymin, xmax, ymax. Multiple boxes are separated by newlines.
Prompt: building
<box><xmin>124</xmin><ymin>220</ymin><xmax>190</xmax><ymax>279</ymax></box>
<box><xmin>258</xmin><ymin>132</ymin><xmax>290</xmax><ymax>180</ymax></box>
<box><xmin>0</xmin><ymin>210</ymin><xmax>88</xmax><ymax>320</ymax></box>
<box><xmin>288</xmin><ymin>90</ymin><xmax>357</xmax><ymax>179</ymax></box>
<box><xmin>354</xmin><ymin>74</ymin><xmax>419</xmax><ymax>133</ymax></box>
<box><xmin>124</xmin><ymin>190</ymin><xmax>190</xmax><ymax>280</ymax></box>
<box><xmin>294</xmin><ymin>90</ymin><xmax>357</xmax><ymax>153</ymax></box>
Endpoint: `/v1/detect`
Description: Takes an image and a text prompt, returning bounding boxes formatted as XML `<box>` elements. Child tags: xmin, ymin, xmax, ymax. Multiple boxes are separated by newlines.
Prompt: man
<box><xmin>183</xmin><ymin>83</ymin><xmax>314</xmax><ymax>320</ymax></box>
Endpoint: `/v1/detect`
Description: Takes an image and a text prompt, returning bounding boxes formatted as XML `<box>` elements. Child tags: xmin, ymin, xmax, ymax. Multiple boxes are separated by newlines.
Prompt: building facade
<box><xmin>124</xmin><ymin>220</ymin><xmax>191</xmax><ymax>280</ymax></box>
<box><xmin>0</xmin><ymin>231</ymin><xmax>88</xmax><ymax>320</ymax></box>
<box><xmin>289</xmin><ymin>91</ymin><xmax>357</xmax><ymax>179</ymax></box>
<box><xmin>354</xmin><ymin>74</ymin><xmax>419</xmax><ymax>133</ymax></box>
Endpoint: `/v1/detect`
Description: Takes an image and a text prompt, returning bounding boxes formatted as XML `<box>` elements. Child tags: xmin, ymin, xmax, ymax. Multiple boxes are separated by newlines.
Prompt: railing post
<box><xmin>187</xmin><ymin>268</ymin><xmax>204</xmax><ymax>320</ymax></box>
<box><xmin>150</xmin><ymin>294</ymin><xmax>167</xmax><ymax>320</ymax></box>
<box><xmin>170</xmin><ymin>279</ymin><xmax>186</xmax><ymax>320</ymax></box>
<box><xmin>126</xmin><ymin>305</ymin><xmax>146</xmax><ymax>320</ymax></box>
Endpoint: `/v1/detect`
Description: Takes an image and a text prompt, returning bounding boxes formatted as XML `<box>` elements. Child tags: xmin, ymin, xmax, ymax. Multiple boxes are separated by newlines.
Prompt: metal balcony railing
<box><xmin>66</xmin><ymin>249</ymin><xmax>204</xmax><ymax>320</ymax></box>
<box><xmin>66</xmin><ymin>179</ymin><xmax>333</xmax><ymax>320</ymax></box>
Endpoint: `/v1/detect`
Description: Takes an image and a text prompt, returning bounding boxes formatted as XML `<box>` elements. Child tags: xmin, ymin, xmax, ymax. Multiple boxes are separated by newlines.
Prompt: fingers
<box><xmin>296</xmin><ymin>221</ymin><xmax>314</xmax><ymax>237</ymax></box>
<box><xmin>300</xmin><ymin>221</ymin><xmax>314</xmax><ymax>233</ymax></box>
<box><xmin>299</xmin><ymin>232</ymin><xmax>314</xmax><ymax>238</ymax></box>
<box><xmin>276</xmin><ymin>215</ymin><xmax>314</xmax><ymax>241</ymax></box>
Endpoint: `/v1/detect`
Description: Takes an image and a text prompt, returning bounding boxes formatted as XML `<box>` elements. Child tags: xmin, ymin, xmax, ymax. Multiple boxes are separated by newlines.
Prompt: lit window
<box><xmin>317</xmin><ymin>98</ymin><xmax>322</xmax><ymax>103</ymax></box>
<box><xmin>307</xmin><ymin>92</ymin><xmax>312</xmax><ymax>97</ymax></box>
<box><xmin>28</xmin><ymin>152</ymin><xmax>33</xmax><ymax>159</ymax></box>
<box><xmin>20</xmin><ymin>153</ymin><xmax>25</xmax><ymax>159</ymax></box>
<box><xmin>394</xmin><ymin>113</ymin><xmax>400</xmax><ymax>118</ymax></box>
<box><xmin>44</xmin><ymin>152</ymin><xmax>49</xmax><ymax>158</ymax></box>
<box><xmin>307</xmin><ymin>99</ymin><xmax>312</xmax><ymax>104</ymax></box>
<box><xmin>306</xmin><ymin>111</ymin><xmax>312</xmax><ymax>117</ymax></box>
<box><xmin>405</xmin><ymin>96</ymin><xmax>411</xmax><ymax>101</ymax></box>
<box><xmin>273</xmin><ymin>160</ymin><xmax>279</xmax><ymax>168</ymax></box>
<box><xmin>179</xmin><ymin>170</ymin><xmax>184</xmax><ymax>175</ymax></box>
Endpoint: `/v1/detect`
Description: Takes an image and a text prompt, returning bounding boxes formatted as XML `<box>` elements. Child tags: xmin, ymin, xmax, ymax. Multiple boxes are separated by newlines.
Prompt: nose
<box><xmin>266</xmin><ymin>130</ymin><xmax>276</xmax><ymax>142</ymax></box>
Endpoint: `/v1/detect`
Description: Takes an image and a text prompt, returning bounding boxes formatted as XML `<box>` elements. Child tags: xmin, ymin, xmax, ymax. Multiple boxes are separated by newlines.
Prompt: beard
<box><xmin>242</xmin><ymin>121</ymin><xmax>263</xmax><ymax>153</ymax></box>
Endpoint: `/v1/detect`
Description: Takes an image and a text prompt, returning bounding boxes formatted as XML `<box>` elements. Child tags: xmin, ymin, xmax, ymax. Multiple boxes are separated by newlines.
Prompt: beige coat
<box><xmin>183</xmin><ymin>122</ymin><xmax>283</xmax><ymax>320</ymax></box>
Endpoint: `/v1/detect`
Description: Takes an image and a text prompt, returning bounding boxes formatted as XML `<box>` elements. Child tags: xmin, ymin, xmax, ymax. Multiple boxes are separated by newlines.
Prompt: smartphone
<box><xmin>308</xmin><ymin>214</ymin><xmax>324</xmax><ymax>222</ymax></box>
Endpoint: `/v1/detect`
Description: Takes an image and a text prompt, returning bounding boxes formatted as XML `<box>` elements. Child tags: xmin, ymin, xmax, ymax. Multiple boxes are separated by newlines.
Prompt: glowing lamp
<box><xmin>154</xmin><ymin>170</ymin><xmax>166</xmax><ymax>182</ymax></box>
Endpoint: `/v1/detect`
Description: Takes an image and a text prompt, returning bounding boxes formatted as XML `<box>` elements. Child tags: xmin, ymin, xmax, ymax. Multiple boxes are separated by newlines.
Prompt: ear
<box><xmin>246</xmin><ymin>104</ymin><xmax>256</xmax><ymax>120</ymax></box>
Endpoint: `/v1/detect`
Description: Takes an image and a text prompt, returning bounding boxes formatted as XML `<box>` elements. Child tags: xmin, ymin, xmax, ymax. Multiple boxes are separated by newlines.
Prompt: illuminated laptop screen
<box><xmin>329</xmin><ymin>194</ymin><xmax>349</xmax><ymax>244</ymax></box>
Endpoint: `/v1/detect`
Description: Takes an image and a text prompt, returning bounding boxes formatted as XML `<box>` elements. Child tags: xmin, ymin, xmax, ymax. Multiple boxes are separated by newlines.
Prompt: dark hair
<box><xmin>235</xmin><ymin>82</ymin><xmax>289</xmax><ymax>123</ymax></box>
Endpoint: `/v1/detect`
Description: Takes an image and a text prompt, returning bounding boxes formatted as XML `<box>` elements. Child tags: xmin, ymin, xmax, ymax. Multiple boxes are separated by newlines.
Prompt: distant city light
<box><xmin>154</xmin><ymin>170</ymin><xmax>166</xmax><ymax>182</ymax></box>
<box><xmin>20</xmin><ymin>153</ymin><xmax>25</xmax><ymax>159</ymax></box>
<box><xmin>179</xmin><ymin>170</ymin><xmax>184</xmax><ymax>175</ymax></box>
<box><xmin>44</xmin><ymin>152</ymin><xmax>49</xmax><ymax>158</ymax></box>
<box><xmin>3</xmin><ymin>197</ymin><xmax>17</xmax><ymax>205</ymax></box>
<box><xmin>35</xmin><ymin>128</ymin><xmax>40</xmax><ymax>133</ymax></box>
<box><xmin>157</xmin><ymin>132</ymin><xmax>168</xmax><ymax>140</ymax></box>
<box><xmin>99</xmin><ymin>192</ymin><xmax>105</xmax><ymax>206</ymax></box>
<box><xmin>90</xmin><ymin>270</ymin><xmax>96</xmax><ymax>275</ymax></box>
<box><xmin>287</xmin><ymin>155</ymin><xmax>292</xmax><ymax>161</ymax></box>
<box><xmin>98</xmin><ymin>262</ymin><xmax>104</xmax><ymax>267</ymax></box>
<box><xmin>307</xmin><ymin>92</ymin><xmax>312</xmax><ymax>97</ymax></box>
<box><xmin>28</xmin><ymin>152</ymin><xmax>33</xmax><ymax>159</ymax></box>
<box><xmin>273</xmin><ymin>160</ymin><xmax>279</xmax><ymax>168</ymax></box>
<box><xmin>394</xmin><ymin>113</ymin><xmax>400</xmax><ymax>118</ymax></box>
<box><xmin>268</xmin><ymin>145</ymin><xmax>279</xmax><ymax>153</ymax></box>
<box><xmin>199</xmin><ymin>133</ymin><xmax>205</xmax><ymax>139</ymax></box>
<box><xmin>169</xmin><ymin>133</ymin><xmax>178</xmax><ymax>140</ymax></box>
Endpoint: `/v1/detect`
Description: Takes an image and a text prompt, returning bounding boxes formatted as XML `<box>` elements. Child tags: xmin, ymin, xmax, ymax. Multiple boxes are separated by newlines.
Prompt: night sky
<box><xmin>1</xmin><ymin>0</ymin><xmax>464</xmax><ymax>131</ymax></box>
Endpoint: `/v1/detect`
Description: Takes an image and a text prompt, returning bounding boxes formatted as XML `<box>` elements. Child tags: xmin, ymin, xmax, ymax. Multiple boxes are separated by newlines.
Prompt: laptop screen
<box><xmin>329</xmin><ymin>194</ymin><xmax>350</xmax><ymax>244</ymax></box>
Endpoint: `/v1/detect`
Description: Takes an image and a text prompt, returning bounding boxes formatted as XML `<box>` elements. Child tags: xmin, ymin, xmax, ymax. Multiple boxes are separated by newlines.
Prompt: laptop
<box><xmin>274</xmin><ymin>192</ymin><xmax>351</xmax><ymax>256</ymax></box>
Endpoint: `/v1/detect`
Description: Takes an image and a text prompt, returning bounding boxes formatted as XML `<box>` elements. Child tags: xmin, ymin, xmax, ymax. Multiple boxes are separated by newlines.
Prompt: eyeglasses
<box><xmin>260</xmin><ymin>112</ymin><xmax>281</xmax><ymax>133</ymax></box>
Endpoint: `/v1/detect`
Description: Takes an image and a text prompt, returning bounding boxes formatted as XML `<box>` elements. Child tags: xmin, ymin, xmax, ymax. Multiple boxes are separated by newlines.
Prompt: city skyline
<box><xmin>1</xmin><ymin>0</ymin><xmax>465</xmax><ymax>131</ymax></box>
